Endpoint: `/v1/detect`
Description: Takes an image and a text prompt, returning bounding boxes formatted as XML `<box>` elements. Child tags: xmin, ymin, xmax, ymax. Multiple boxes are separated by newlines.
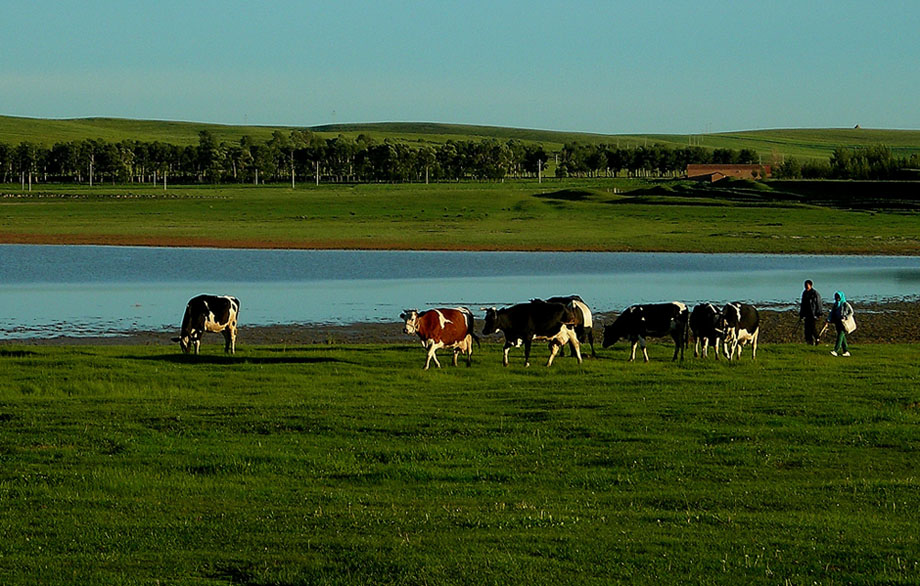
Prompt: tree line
<box><xmin>1</xmin><ymin>130</ymin><xmax>917</xmax><ymax>188</ymax></box>
<box><xmin>0</xmin><ymin>130</ymin><xmax>551</xmax><ymax>188</ymax></box>
<box><xmin>774</xmin><ymin>145</ymin><xmax>920</xmax><ymax>180</ymax></box>
<box><xmin>554</xmin><ymin>143</ymin><xmax>761</xmax><ymax>177</ymax></box>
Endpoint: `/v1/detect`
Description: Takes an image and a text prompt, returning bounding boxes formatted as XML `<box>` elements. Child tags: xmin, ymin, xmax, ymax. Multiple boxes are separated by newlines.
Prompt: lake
<box><xmin>1</xmin><ymin>245</ymin><xmax>919</xmax><ymax>339</ymax></box>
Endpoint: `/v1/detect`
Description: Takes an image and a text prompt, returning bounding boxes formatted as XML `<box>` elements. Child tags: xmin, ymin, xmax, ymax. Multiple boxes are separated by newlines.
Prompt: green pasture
<box><xmin>4</xmin><ymin>115</ymin><xmax>920</xmax><ymax>161</ymax></box>
<box><xmin>1</xmin><ymin>341</ymin><xmax>919</xmax><ymax>585</ymax></box>
<box><xmin>2</xmin><ymin>181</ymin><xmax>919</xmax><ymax>254</ymax></box>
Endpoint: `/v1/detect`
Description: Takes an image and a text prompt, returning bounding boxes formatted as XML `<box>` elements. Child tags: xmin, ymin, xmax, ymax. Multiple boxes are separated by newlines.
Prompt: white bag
<box><xmin>842</xmin><ymin>314</ymin><xmax>856</xmax><ymax>334</ymax></box>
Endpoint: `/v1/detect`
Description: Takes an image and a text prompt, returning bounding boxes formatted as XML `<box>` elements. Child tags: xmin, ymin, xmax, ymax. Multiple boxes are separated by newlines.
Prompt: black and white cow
<box><xmin>689</xmin><ymin>303</ymin><xmax>724</xmax><ymax>359</ymax></box>
<box><xmin>721</xmin><ymin>302</ymin><xmax>760</xmax><ymax>360</ymax></box>
<box><xmin>172</xmin><ymin>294</ymin><xmax>240</xmax><ymax>355</ymax></box>
<box><xmin>602</xmin><ymin>302</ymin><xmax>689</xmax><ymax>362</ymax></box>
<box><xmin>543</xmin><ymin>295</ymin><xmax>596</xmax><ymax>358</ymax></box>
<box><xmin>482</xmin><ymin>299</ymin><xmax>581</xmax><ymax>367</ymax></box>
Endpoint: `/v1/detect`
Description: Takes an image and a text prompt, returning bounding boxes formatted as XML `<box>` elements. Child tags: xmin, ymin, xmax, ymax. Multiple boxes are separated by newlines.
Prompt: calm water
<box><xmin>1</xmin><ymin>245</ymin><xmax>919</xmax><ymax>338</ymax></box>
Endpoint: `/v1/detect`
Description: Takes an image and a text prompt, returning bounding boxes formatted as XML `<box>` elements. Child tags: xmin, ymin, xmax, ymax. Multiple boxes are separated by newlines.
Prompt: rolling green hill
<box><xmin>2</xmin><ymin>114</ymin><xmax>920</xmax><ymax>161</ymax></box>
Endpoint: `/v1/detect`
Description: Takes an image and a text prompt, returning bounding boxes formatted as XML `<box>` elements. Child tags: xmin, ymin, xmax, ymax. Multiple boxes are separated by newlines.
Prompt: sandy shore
<box><xmin>5</xmin><ymin>300</ymin><xmax>918</xmax><ymax>347</ymax></box>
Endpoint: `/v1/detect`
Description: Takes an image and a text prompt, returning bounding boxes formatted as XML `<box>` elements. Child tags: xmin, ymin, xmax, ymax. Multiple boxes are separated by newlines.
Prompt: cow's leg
<box><xmin>502</xmin><ymin>342</ymin><xmax>512</xmax><ymax>367</ymax></box>
<box><xmin>523</xmin><ymin>339</ymin><xmax>533</xmax><ymax>367</ymax></box>
<box><xmin>452</xmin><ymin>347</ymin><xmax>460</xmax><ymax>367</ymax></box>
<box><xmin>752</xmin><ymin>331</ymin><xmax>759</xmax><ymax>360</ymax></box>
<box><xmin>567</xmin><ymin>328</ymin><xmax>583</xmax><ymax>364</ymax></box>
<box><xmin>586</xmin><ymin>328</ymin><xmax>596</xmax><ymax>358</ymax></box>
<box><xmin>694</xmin><ymin>336</ymin><xmax>701</xmax><ymax>358</ymax></box>
<box><xmin>546</xmin><ymin>341</ymin><xmax>561</xmax><ymax>367</ymax></box>
<box><xmin>464</xmin><ymin>336</ymin><xmax>473</xmax><ymax>367</ymax></box>
<box><xmin>640</xmin><ymin>336</ymin><xmax>650</xmax><ymax>363</ymax></box>
<box><xmin>222</xmin><ymin>328</ymin><xmax>233</xmax><ymax>354</ymax></box>
<box><xmin>425</xmin><ymin>341</ymin><xmax>442</xmax><ymax>370</ymax></box>
<box><xmin>628</xmin><ymin>338</ymin><xmax>638</xmax><ymax>362</ymax></box>
<box><xmin>193</xmin><ymin>334</ymin><xmax>201</xmax><ymax>355</ymax></box>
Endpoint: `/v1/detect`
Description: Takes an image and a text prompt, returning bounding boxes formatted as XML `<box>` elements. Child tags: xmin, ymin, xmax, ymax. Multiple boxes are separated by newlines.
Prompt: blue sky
<box><xmin>2</xmin><ymin>0</ymin><xmax>918</xmax><ymax>133</ymax></box>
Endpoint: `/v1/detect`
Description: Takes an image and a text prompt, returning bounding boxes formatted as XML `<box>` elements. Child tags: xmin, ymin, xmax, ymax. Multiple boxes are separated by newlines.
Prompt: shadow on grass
<box><xmin>533</xmin><ymin>188</ymin><xmax>594</xmax><ymax>201</ymax></box>
<box><xmin>0</xmin><ymin>349</ymin><xmax>38</xmax><ymax>358</ymax></box>
<box><xmin>124</xmin><ymin>353</ymin><xmax>354</xmax><ymax>366</ymax></box>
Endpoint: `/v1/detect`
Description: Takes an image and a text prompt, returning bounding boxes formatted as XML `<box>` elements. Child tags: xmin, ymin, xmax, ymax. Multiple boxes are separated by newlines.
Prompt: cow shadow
<box><xmin>0</xmin><ymin>349</ymin><xmax>38</xmax><ymax>358</ymax></box>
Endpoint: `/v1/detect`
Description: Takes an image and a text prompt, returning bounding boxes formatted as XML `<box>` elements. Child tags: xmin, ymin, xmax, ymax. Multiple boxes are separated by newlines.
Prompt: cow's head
<box><xmin>721</xmin><ymin>303</ymin><xmax>741</xmax><ymax>329</ymax></box>
<box><xmin>482</xmin><ymin>307</ymin><xmax>500</xmax><ymax>336</ymax></box>
<box><xmin>602</xmin><ymin>307</ymin><xmax>635</xmax><ymax>347</ymax></box>
<box><xmin>171</xmin><ymin>334</ymin><xmax>192</xmax><ymax>354</ymax></box>
<box><xmin>399</xmin><ymin>309</ymin><xmax>419</xmax><ymax>335</ymax></box>
<box><xmin>601</xmin><ymin>322</ymin><xmax>619</xmax><ymax>348</ymax></box>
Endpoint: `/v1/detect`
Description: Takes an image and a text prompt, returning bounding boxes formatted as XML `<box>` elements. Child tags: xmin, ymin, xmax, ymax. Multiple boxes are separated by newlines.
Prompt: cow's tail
<box><xmin>459</xmin><ymin>306</ymin><xmax>481</xmax><ymax>347</ymax></box>
<box><xmin>680</xmin><ymin>305</ymin><xmax>690</xmax><ymax>355</ymax></box>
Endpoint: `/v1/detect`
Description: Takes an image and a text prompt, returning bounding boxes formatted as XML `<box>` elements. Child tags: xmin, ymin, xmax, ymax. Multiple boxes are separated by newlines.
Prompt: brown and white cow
<box><xmin>400</xmin><ymin>307</ymin><xmax>479</xmax><ymax>370</ymax></box>
<box><xmin>172</xmin><ymin>294</ymin><xmax>240</xmax><ymax>355</ymax></box>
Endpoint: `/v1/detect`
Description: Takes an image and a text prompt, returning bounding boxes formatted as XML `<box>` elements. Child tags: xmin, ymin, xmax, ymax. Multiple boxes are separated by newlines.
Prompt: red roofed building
<box><xmin>686</xmin><ymin>164</ymin><xmax>771</xmax><ymax>182</ymax></box>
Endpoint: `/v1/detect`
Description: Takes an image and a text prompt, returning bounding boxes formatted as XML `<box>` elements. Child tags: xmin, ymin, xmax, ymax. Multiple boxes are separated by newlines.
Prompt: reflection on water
<box><xmin>1</xmin><ymin>245</ymin><xmax>918</xmax><ymax>338</ymax></box>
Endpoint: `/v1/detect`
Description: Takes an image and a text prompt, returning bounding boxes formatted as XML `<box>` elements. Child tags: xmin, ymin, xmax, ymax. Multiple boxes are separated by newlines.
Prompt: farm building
<box><xmin>686</xmin><ymin>164</ymin><xmax>772</xmax><ymax>182</ymax></box>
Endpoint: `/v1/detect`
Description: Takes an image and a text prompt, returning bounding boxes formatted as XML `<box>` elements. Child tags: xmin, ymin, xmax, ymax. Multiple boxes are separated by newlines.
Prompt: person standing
<box><xmin>799</xmin><ymin>280</ymin><xmax>823</xmax><ymax>345</ymax></box>
<box><xmin>827</xmin><ymin>291</ymin><xmax>855</xmax><ymax>357</ymax></box>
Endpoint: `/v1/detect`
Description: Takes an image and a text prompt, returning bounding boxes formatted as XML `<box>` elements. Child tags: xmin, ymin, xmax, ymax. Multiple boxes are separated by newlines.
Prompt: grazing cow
<box><xmin>602</xmin><ymin>302</ymin><xmax>689</xmax><ymax>362</ymax></box>
<box><xmin>400</xmin><ymin>307</ymin><xmax>479</xmax><ymax>370</ymax></box>
<box><xmin>482</xmin><ymin>300</ymin><xmax>582</xmax><ymax>367</ymax></box>
<box><xmin>689</xmin><ymin>303</ymin><xmax>724</xmax><ymax>359</ymax></box>
<box><xmin>172</xmin><ymin>294</ymin><xmax>240</xmax><ymax>355</ymax></box>
<box><xmin>543</xmin><ymin>295</ymin><xmax>597</xmax><ymax>358</ymax></box>
<box><xmin>721</xmin><ymin>302</ymin><xmax>760</xmax><ymax>360</ymax></box>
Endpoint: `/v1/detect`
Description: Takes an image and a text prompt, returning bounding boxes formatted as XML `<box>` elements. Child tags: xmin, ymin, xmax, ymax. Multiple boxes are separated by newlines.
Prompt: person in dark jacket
<box><xmin>799</xmin><ymin>280</ymin><xmax>823</xmax><ymax>345</ymax></box>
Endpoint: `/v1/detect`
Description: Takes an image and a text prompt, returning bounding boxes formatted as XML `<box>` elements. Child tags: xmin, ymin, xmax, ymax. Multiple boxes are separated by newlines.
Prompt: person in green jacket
<box><xmin>827</xmin><ymin>291</ymin><xmax>854</xmax><ymax>357</ymax></box>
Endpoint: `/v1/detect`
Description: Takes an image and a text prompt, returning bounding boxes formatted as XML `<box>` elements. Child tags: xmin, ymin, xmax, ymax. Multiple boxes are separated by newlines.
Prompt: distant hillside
<box><xmin>2</xmin><ymin>115</ymin><xmax>919</xmax><ymax>161</ymax></box>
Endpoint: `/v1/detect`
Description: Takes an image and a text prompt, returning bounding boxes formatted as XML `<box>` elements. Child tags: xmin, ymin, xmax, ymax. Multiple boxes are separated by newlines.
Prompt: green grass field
<box><xmin>2</xmin><ymin>181</ymin><xmax>919</xmax><ymax>254</ymax></box>
<box><xmin>1</xmin><ymin>341</ymin><xmax>919</xmax><ymax>585</ymax></box>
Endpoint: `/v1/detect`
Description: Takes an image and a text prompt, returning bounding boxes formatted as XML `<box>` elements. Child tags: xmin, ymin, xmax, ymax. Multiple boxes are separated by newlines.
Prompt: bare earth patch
<box><xmin>6</xmin><ymin>300</ymin><xmax>918</xmax><ymax>347</ymax></box>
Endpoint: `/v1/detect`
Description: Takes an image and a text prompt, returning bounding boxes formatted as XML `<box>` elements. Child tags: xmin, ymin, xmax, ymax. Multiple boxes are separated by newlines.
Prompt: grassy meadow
<box><xmin>1</xmin><ymin>341</ymin><xmax>919</xmax><ymax>585</ymax></box>
<box><xmin>3</xmin><ymin>180</ymin><xmax>920</xmax><ymax>254</ymax></box>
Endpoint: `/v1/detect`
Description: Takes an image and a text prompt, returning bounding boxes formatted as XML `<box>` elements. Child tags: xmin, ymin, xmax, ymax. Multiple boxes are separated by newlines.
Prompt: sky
<box><xmin>1</xmin><ymin>0</ymin><xmax>918</xmax><ymax>134</ymax></box>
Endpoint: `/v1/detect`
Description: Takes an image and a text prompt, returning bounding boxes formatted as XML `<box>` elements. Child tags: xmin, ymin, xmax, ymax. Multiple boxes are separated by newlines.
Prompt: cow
<box><xmin>602</xmin><ymin>302</ymin><xmax>689</xmax><ymax>362</ymax></box>
<box><xmin>543</xmin><ymin>295</ymin><xmax>597</xmax><ymax>358</ymax></box>
<box><xmin>400</xmin><ymin>307</ymin><xmax>479</xmax><ymax>370</ymax></box>
<box><xmin>482</xmin><ymin>299</ymin><xmax>582</xmax><ymax>367</ymax></box>
<box><xmin>172</xmin><ymin>294</ymin><xmax>240</xmax><ymax>355</ymax></box>
<box><xmin>721</xmin><ymin>302</ymin><xmax>760</xmax><ymax>360</ymax></box>
<box><xmin>689</xmin><ymin>303</ymin><xmax>724</xmax><ymax>359</ymax></box>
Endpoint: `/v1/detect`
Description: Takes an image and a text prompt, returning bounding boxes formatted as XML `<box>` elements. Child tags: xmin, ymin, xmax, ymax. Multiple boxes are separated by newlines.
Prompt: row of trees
<box><xmin>555</xmin><ymin>143</ymin><xmax>760</xmax><ymax>177</ymax></box>
<box><xmin>2</xmin><ymin>130</ymin><xmax>916</xmax><ymax>187</ymax></box>
<box><xmin>774</xmin><ymin>146</ymin><xmax>920</xmax><ymax>180</ymax></box>
<box><xmin>0</xmin><ymin>130</ymin><xmax>552</xmax><ymax>187</ymax></box>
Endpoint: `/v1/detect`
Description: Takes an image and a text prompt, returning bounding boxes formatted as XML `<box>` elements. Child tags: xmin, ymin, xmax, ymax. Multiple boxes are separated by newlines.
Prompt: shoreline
<box><xmin>6</xmin><ymin>300</ymin><xmax>919</xmax><ymax>347</ymax></box>
<box><xmin>3</xmin><ymin>236</ymin><xmax>920</xmax><ymax>257</ymax></box>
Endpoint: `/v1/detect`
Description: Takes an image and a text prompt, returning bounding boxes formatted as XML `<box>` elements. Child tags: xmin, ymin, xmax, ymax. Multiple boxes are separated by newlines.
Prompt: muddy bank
<box><xmin>5</xmin><ymin>300</ymin><xmax>918</xmax><ymax>347</ymax></box>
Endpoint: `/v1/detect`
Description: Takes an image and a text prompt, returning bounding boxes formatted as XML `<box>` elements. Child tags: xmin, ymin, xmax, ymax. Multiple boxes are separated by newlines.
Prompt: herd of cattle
<box><xmin>174</xmin><ymin>293</ymin><xmax>761</xmax><ymax>369</ymax></box>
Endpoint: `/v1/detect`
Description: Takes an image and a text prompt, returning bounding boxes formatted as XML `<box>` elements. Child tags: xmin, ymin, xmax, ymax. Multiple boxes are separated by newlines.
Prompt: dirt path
<box><xmin>5</xmin><ymin>300</ymin><xmax>917</xmax><ymax>347</ymax></box>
